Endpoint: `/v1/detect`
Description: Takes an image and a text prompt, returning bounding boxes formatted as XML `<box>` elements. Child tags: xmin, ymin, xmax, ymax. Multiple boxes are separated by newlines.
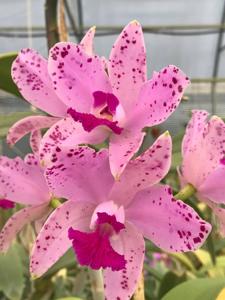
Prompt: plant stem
<box><xmin>174</xmin><ymin>183</ymin><xmax>196</xmax><ymax>201</ymax></box>
<box><xmin>88</xmin><ymin>269</ymin><xmax>104</xmax><ymax>300</ymax></box>
<box><xmin>133</xmin><ymin>272</ymin><xmax>145</xmax><ymax>300</ymax></box>
<box><xmin>45</xmin><ymin>0</ymin><xmax>60</xmax><ymax>49</ymax></box>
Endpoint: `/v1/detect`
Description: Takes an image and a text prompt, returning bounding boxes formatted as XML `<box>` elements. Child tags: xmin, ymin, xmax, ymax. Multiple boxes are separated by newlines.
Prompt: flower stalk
<box><xmin>88</xmin><ymin>269</ymin><xmax>104</xmax><ymax>300</ymax></box>
<box><xmin>174</xmin><ymin>183</ymin><xmax>196</xmax><ymax>201</ymax></box>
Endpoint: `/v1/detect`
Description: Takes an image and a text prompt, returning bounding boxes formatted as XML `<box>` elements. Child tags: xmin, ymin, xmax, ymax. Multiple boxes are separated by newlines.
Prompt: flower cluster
<box><xmin>1</xmin><ymin>21</ymin><xmax>225</xmax><ymax>299</ymax></box>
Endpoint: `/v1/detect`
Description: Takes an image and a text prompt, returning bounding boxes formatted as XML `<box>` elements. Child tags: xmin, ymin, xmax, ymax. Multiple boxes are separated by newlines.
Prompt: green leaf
<box><xmin>0</xmin><ymin>52</ymin><xmax>21</xmax><ymax>97</ymax></box>
<box><xmin>0</xmin><ymin>244</ymin><xmax>25</xmax><ymax>300</ymax></box>
<box><xmin>56</xmin><ymin>298</ymin><xmax>83</xmax><ymax>300</ymax></box>
<box><xmin>158</xmin><ymin>271</ymin><xmax>186</xmax><ymax>299</ymax></box>
<box><xmin>162</xmin><ymin>278</ymin><xmax>225</xmax><ymax>300</ymax></box>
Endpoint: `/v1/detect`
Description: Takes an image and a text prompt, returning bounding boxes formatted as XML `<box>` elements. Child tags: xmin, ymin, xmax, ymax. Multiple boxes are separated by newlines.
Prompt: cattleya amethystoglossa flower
<box><xmin>179</xmin><ymin>110</ymin><xmax>225</xmax><ymax>235</ymax></box>
<box><xmin>7</xmin><ymin>27</ymin><xmax>96</xmax><ymax>147</ymax></box>
<box><xmin>30</xmin><ymin>132</ymin><xmax>211</xmax><ymax>300</ymax></box>
<box><xmin>10</xmin><ymin>21</ymin><xmax>190</xmax><ymax>178</ymax></box>
<box><xmin>0</xmin><ymin>135</ymin><xmax>53</xmax><ymax>252</ymax></box>
<box><xmin>0</xmin><ymin>199</ymin><xmax>15</xmax><ymax>210</ymax></box>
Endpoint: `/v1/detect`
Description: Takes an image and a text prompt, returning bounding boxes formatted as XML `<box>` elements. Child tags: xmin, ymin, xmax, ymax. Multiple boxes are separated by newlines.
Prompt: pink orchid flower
<box><xmin>179</xmin><ymin>109</ymin><xmax>225</xmax><ymax>234</ymax></box>
<box><xmin>11</xmin><ymin>21</ymin><xmax>190</xmax><ymax>178</ymax></box>
<box><xmin>30</xmin><ymin>132</ymin><xmax>210</xmax><ymax>300</ymax></box>
<box><xmin>0</xmin><ymin>151</ymin><xmax>52</xmax><ymax>252</ymax></box>
<box><xmin>7</xmin><ymin>27</ymin><xmax>96</xmax><ymax>147</ymax></box>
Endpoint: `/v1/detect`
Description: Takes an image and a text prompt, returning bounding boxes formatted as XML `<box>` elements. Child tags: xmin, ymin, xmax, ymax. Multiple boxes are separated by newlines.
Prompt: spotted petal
<box><xmin>7</xmin><ymin>115</ymin><xmax>59</xmax><ymax>147</ymax></box>
<box><xmin>45</xmin><ymin>147</ymin><xmax>114</xmax><ymax>204</ymax></box>
<box><xmin>11</xmin><ymin>48</ymin><xmax>67</xmax><ymax>117</ymax></box>
<box><xmin>128</xmin><ymin>65</ymin><xmax>190</xmax><ymax>129</ymax></box>
<box><xmin>182</xmin><ymin>110</ymin><xmax>209</xmax><ymax>156</ymax></box>
<box><xmin>108</xmin><ymin>21</ymin><xmax>147</xmax><ymax>114</ymax></box>
<box><xmin>182</xmin><ymin>115</ymin><xmax>225</xmax><ymax>188</ymax></box>
<box><xmin>0</xmin><ymin>204</ymin><xmax>49</xmax><ymax>252</ymax></box>
<box><xmin>39</xmin><ymin>117</ymin><xmax>108</xmax><ymax>166</ymax></box>
<box><xmin>109</xmin><ymin>127</ymin><xmax>145</xmax><ymax>179</ymax></box>
<box><xmin>48</xmin><ymin>43</ymin><xmax>112</xmax><ymax>112</ymax></box>
<box><xmin>30</xmin><ymin>200</ymin><xmax>95</xmax><ymax>277</ymax></box>
<box><xmin>103</xmin><ymin>222</ymin><xmax>145</xmax><ymax>300</ymax></box>
<box><xmin>110</xmin><ymin>132</ymin><xmax>172</xmax><ymax>206</ymax></box>
<box><xmin>80</xmin><ymin>26</ymin><xmax>96</xmax><ymax>56</ymax></box>
<box><xmin>126</xmin><ymin>184</ymin><xmax>211</xmax><ymax>252</ymax></box>
<box><xmin>0</xmin><ymin>156</ymin><xmax>49</xmax><ymax>205</ymax></box>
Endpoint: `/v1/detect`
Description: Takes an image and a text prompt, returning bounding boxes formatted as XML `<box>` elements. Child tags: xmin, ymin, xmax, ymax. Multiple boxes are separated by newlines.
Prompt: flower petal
<box><xmin>110</xmin><ymin>132</ymin><xmax>172</xmax><ymax>206</ymax></box>
<box><xmin>103</xmin><ymin>222</ymin><xmax>145</xmax><ymax>300</ymax></box>
<box><xmin>182</xmin><ymin>115</ymin><xmax>225</xmax><ymax>188</ymax></box>
<box><xmin>0</xmin><ymin>204</ymin><xmax>49</xmax><ymax>252</ymax></box>
<box><xmin>126</xmin><ymin>184</ymin><xmax>211</xmax><ymax>252</ymax></box>
<box><xmin>129</xmin><ymin>65</ymin><xmax>190</xmax><ymax>128</ymax></box>
<box><xmin>108</xmin><ymin>21</ymin><xmax>147</xmax><ymax>114</ymax></box>
<box><xmin>80</xmin><ymin>26</ymin><xmax>96</xmax><ymax>56</ymax></box>
<box><xmin>109</xmin><ymin>128</ymin><xmax>145</xmax><ymax>179</ymax></box>
<box><xmin>30</xmin><ymin>200</ymin><xmax>95</xmax><ymax>277</ymax></box>
<box><xmin>39</xmin><ymin>117</ymin><xmax>108</xmax><ymax>166</ymax></box>
<box><xmin>182</xmin><ymin>110</ymin><xmax>209</xmax><ymax>156</ymax></box>
<box><xmin>11</xmin><ymin>48</ymin><xmax>67</xmax><ymax>117</ymax></box>
<box><xmin>30</xmin><ymin>130</ymin><xmax>42</xmax><ymax>154</ymax></box>
<box><xmin>67</xmin><ymin>107</ymin><xmax>123</xmax><ymax>134</ymax></box>
<box><xmin>0</xmin><ymin>199</ymin><xmax>15</xmax><ymax>210</ymax></box>
<box><xmin>48</xmin><ymin>43</ymin><xmax>112</xmax><ymax>112</ymax></box>
<box><xmin>198</xmin><ymin>164</ymin><xmax>225</xmax><ymax>204</ymax></box>
<box><xmin>45</xmin><ymin>147</ymin><xmax>114</xmax><ymax>204</ymax></box>
<box><xmin>7</xmin><ymin>115</ymin><xmax>59</xmax><ymax>147</ymax></box>
<box><xmin>0</xmin><ymin>156</ymin><xmax>49</xmax><ymax>205</ymax></box>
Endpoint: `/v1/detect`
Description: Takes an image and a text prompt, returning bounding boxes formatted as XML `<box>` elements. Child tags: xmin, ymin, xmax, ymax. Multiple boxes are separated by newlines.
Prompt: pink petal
<box><xmin>108</xmin><ymin>21</ymin><xmax>147</xmax><ymax>114</ymax></box>
<box><xmin>103</xmin><ymin>222</ymin><xmax>145</xmax><ymax>300</ymax></box>
<box><xmin>0</xmin><ymin>156</ymin><xmax>50</xmax><ymax>205</ymax></box>
<box><xmin>110</xmin><ymin>132</ymin><xmax>172</xmax><ymax>206</ymax></box>
<box><xmin>30</xmin><ymin>200</ymin><xmax>95</xmax><ymax>277</ymax></box>
<box><xmin>45</xmin><ymin>147</ymin><xmax>114</xmax><ymax>204</ymax></box>
<box><xmin>48</xmin><ymin>43</ymin><xmax>112</xmax><ymax>112</ymax></box>
<box><xmin>198</xmin><ymin>164</ymin><xmax>225</xmax><ymax>204</ymax></box>
<box><xmin>0</xmin><ymin>204</ymin><xmax>49</xmax><ymax>252</ymax></box>
<box><xmin>182</xmin><ymin>110</ymin><xmax>209</xmax><ymax>156</ymax></box>
<box><xmin>126</xmin><ymin>184</ymin><xmax>211</xmax><ymax>252</ymax></box>
<box><xmin>30</xmin><ymin>130</ymin><xmax>42</xmax><ymax>154</ymax></box>
<box><xmin>67</xmin><ymin>107</ymin><xmax>123</xmax><ymax>134</ymax></box>
<box><xmin>182</xmin><ymin>115</ymin><xmax>225</xmax><ymax>188</ymax></box>
<box><xmin>80</xmin><ymin>26</ymin><xmax>96</xmax><ymax>56</ymax></box>
<box><xmin>0</xmin><ymin>199</ymin><xmax>15</xmax><ymax>210</ymax></box>
<box><xmin>93</xmin><ymin>91</ymin><xmax>119</xmax><ymax>115</ymax></box>
<box><xmin>7</xmin><ymin>115</ymin><xmax>59</xmax><ymax>147</ymax></box>
<box><xmin>109</xmin><ymin>127</ymin><xmax>145</xmax><ymax>179</ymax></box>
<box><xmin>39</xmin><ymin>117</ymin><xmax>107</xmax><ymax>166</ymax></box>
<box><xmin>130</xmin><ymin>65</ymin><xmax>190</xmax><ymax>128</ymax></box>
<box><xmin>11</xmin><ymin>48</ymin><xmax>67</xmax><ymax>117</ymax></box>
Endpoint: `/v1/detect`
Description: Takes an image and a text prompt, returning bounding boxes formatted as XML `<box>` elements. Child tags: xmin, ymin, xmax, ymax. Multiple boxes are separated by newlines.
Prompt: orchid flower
<box><xmin>7</xmin><ymin>27</ymin><xmax>96</xmax><ymax>147</ymax></box>
<box><xmin>179</xmin><ymin>110</ymin><xmax>225</xmax><ymax>234</ymax></box>
<box><xmin>30</xmin><ymin>132</ymin><xmax>211</xmax><ymax>300</ymax></box>
<box><xmin>11</xmin><ymin>21</ymin><xmax>190</xmax><ymax>178</ymax></box>
<box><xmin>0</xmin><ymin>148</ymin><xmax>53</xmax><ymax>252</ymax></box>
